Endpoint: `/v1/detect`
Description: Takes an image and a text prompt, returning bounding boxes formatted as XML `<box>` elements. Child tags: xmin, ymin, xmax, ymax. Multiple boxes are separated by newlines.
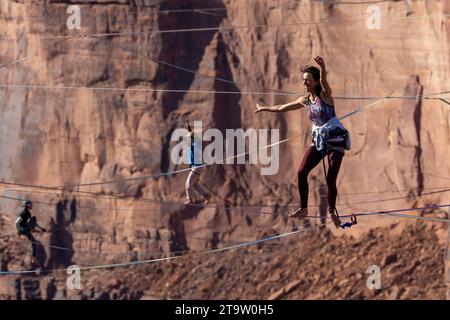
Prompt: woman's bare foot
<box><xmin>289</xmin><ymin>207</ymin><xmax>308</xmax><ymax>218</ymax></box>
<box><xmin>329</xmin><ymin>210</ymin><xmax>342</xmax><ymax>228</ymax></box>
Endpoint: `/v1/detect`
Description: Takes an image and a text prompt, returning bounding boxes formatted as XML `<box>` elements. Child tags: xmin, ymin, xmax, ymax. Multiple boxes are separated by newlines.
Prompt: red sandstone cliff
<box><xmin>0</xmin><ymin>0</ymin><xmax>449</xmax><ymax>299</ymax></box>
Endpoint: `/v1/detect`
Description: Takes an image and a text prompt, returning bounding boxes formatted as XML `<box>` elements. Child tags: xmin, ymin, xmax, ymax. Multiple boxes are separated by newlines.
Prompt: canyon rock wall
<box><xmin>0</xmin><ymin>0</ymin><xmax>448</xmax><ymax>298</ymax></box>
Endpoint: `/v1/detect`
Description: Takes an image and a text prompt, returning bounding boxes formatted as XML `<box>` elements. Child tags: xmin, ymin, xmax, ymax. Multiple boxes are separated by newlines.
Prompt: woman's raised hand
<box><xmin>314</xmin><ymin>56</ymin><xmax>325</xmax><ymax>69</ymax></box>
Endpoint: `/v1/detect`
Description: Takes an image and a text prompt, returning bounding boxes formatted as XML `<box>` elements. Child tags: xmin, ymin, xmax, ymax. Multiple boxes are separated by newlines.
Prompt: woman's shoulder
<box><xmin>320</xmin><ymin>92</ymin><xmax>334</xmax><ymax>106</ymax></box>
<box><xmin>297</xmin><ymin>95</ymin><xmax>310</xmax><ymax>105</ymax></box>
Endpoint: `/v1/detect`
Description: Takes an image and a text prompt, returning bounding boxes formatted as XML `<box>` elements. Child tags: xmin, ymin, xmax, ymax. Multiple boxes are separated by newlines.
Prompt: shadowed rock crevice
<box><xmin>47</xmin><ymin>198</ymin><xmax>77</xmax><ymax>269</ymax></box>
<box><xmin>155</xmin><ymin>0</ymin><xmax>227</xmax><ymax>118</ymax></box>
<box><xmin>395</xmin><ymin>75</ymin><xmax>424</xmax><ymax>196</ymax></box>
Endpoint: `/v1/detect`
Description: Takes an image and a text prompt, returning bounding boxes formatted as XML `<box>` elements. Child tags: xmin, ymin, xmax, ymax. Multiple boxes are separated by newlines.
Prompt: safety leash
<box><xmin>321</xmin><ymin>150</ymin><xmax>357</xmax><ymax>229</ymax></box>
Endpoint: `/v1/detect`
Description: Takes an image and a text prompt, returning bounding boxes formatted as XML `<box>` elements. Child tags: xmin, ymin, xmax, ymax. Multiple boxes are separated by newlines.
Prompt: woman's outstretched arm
<box><xmin>314</xmin><ymin>56</ymin><xmax>333</xmax><ymax>98</ymax></box>
<box><xmin>255</xmin><ymin>96</ymin><xmax>307</xmax><ymax>113</ymax></box>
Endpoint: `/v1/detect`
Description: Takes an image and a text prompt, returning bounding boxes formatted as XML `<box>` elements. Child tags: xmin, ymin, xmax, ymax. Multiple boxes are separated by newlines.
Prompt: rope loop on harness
<box><xmin>340</xmin><ymin>214</ymin><xmax>358</xmax><ymax>229</ymax></box>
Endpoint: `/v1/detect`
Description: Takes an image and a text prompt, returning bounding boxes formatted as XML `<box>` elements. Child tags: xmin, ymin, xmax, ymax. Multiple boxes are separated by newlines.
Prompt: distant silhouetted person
<box><xmin>15</xmin><ymin>200</ymin><xmax>47</xmax><ymax>267</ymax></box>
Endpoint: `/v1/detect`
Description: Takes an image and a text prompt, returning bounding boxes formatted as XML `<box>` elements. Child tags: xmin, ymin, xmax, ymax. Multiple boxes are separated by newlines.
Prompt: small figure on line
<box><xmin>184</xmin><ymin>119</ymin><xmax>210</xmax><ymax>205</ymax></box>
<box><xmin>15</xmin><ymin>200</ymin><xmax>47</xmax><ymax>267</ymax></box>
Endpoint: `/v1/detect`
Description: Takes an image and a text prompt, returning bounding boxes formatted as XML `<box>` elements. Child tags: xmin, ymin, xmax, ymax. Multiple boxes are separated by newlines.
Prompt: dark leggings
<box><xmin>19</xmin><ymin>229</ymin><xmax>37</xmax><ymax>257</ymax></box>
<box><xmin>298</xmin><ymin>145</ymin><xmax>344</xmax><ymax>210</ymax></box>
<box><xmin>19</xmin><ymin>217</ymin><xmax>38</xmax><ymax>257</ymax></box>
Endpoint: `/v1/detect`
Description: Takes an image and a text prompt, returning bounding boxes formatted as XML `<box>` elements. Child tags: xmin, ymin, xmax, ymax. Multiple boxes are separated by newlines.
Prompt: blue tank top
<box><xmin>306</xmin><ymin>96</ymin><xmax>336</xmax><ymax>126</ymax></box>
<box><xmin>188</xmin><ymin>136</ymin><xmax>202</xmax><ymax>167</ymax></box>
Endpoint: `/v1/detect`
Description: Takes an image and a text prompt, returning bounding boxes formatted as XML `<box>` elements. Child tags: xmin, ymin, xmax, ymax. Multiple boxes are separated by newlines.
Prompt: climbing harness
<box><xmin>340</xmin><ymin>214</ymin><xmax>358</xmax><ymax>229</ymax></box>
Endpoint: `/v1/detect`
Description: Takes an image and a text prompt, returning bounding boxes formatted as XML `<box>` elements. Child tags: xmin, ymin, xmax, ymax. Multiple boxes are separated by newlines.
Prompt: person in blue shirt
<box><xmin>184</xmin><ymin>119</ymin><xmax>209</xmax><ymax>205</ymax></box>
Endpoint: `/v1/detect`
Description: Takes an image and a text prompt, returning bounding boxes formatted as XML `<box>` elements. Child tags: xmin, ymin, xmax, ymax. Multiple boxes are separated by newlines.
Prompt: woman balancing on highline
<box><xmin>255</xmin><ymin>56</ymin><xmax>350</xmax><ymax>228</ymax></box>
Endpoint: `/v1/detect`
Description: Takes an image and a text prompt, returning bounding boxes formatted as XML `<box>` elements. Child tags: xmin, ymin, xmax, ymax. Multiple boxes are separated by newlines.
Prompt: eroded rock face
<box><xmin>0</xmin><ymin>0</ymin><xmax>449</xmax><ymax>298</ymax></box>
